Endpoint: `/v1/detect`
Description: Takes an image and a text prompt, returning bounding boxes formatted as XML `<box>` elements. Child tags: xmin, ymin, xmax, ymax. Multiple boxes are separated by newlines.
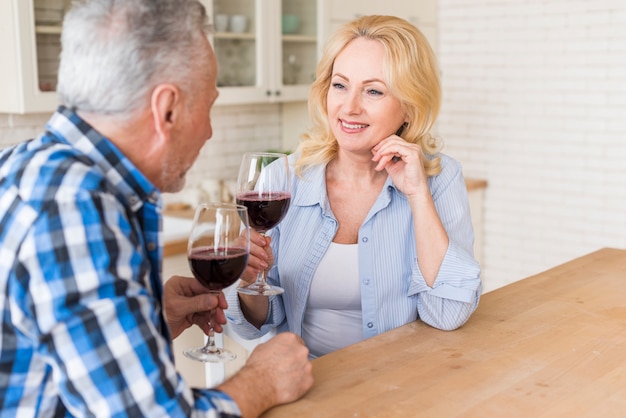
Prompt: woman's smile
<box><xmin>340</xmin><ymin>119</ymin><xmax>369</xmax><ymax>132</ymax></box>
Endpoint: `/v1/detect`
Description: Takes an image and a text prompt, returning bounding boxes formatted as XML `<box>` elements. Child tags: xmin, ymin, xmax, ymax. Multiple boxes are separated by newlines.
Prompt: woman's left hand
<box><xmin>371</xmin><ymin>135</ymin><xmax>428</xmax><ymax>197</ymax></box>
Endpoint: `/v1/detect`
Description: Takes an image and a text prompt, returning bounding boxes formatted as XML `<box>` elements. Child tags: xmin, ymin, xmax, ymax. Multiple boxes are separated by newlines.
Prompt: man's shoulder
<box><xmin>12</xmin><ymin>136</ymin><xmax>104</xmax><ymax>188</ymax></box>
<box><xmin>0</xmin><ymin>135</ymin><xmax>113</xmax><ymax>222</ymax></box>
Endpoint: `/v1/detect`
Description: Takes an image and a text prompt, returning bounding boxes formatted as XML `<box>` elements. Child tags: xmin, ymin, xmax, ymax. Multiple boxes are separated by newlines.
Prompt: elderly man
<box><xmin>0</xmin><ymin>1</ymin><xmax>312</xmax><ymax>416</ymax></box>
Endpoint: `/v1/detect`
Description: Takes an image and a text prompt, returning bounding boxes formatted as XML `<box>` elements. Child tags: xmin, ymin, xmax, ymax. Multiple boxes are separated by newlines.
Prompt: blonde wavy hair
<box><xmin>295</xmin><ymin>15</ymin><xmax>442</xmax><ymax>177</ymax></box>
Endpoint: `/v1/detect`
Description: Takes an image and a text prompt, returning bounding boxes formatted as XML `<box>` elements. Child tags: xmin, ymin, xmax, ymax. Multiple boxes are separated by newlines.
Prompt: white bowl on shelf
<box><xmin>230</xmin><ymin>15</ymin><xmax>248</xmax><ymax>33</ymax></box>
<box><xmin>214</xmin><ymin>14</ymin><xmax>229</xmax><ymax>32</ymax></box>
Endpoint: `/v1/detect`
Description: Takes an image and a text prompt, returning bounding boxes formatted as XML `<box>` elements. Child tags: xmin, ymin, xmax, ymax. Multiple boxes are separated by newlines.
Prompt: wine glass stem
<box><xmin>246</xmin><ymin>232</ymin><xmax>268</xmax><ymax>288</ymax></box>
<box><xmin>201</xmin><ymin>307</ymin><xmax>218</xmax><ymax>354</ymax></box>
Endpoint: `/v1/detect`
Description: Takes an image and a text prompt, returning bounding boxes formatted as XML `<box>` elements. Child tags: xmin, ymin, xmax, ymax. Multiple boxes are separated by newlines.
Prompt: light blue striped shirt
<box><xmin>227</xmin><ymin>153</ymin><xmax>482</xmax><ymax>350</ymax></box>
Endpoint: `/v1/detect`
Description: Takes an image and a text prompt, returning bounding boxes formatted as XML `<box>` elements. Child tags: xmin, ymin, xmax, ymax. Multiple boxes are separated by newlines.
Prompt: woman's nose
<box><xmin>342</xmin><ymin>91</ymin><xmax>362</xmax><ymax>114</ymax></box>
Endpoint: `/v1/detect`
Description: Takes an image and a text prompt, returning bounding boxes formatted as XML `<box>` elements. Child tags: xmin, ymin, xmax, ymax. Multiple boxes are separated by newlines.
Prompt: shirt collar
<box><xmin>292</xmin><ymin>163</ymin><xmax>328</xmax><ymax>208</ymax></box>
<box><xmin>292</xmin><ymin>161</ymin><xmax>404</xmax><ymax>212</ymax></box>
<box><xmin>46</xmin><ymin>106</ymin><xmax>162</xmax><ymax>212</ymax></box>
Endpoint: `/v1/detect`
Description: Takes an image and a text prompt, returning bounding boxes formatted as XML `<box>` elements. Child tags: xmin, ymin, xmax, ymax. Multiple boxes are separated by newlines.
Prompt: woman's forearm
<box><xmin>408</xmin><ymin>191</ymin><xmax>448</xmax><ymax>286</ymax></box>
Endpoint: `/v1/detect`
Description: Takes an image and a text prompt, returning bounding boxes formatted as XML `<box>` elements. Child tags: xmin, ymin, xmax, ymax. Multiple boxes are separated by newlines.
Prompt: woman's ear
<box><xmin>151</xmin><ymin>83</ymin><xmax>181</xmax><ymax>142</ymax></box>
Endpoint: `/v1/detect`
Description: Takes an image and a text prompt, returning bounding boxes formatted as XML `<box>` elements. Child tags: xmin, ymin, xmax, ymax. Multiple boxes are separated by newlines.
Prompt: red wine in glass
<box><xmin>236</xmin><ymin>152</ymin><xmax>291</xmax><ymax>296</ymax></box>
<box><xmin>188</xmin><ymin>247</ymin><xmax>248</xmax><ymax>291</ymax></box>
<box><xmin>183</xmin><ymin>203</ymin><xmax>250</xmax><ymax>363</ymax></box>
<box><xmin>236</xmin><ymin>191</ymin><xmax>291</xmax><ymax>233</ymax></box>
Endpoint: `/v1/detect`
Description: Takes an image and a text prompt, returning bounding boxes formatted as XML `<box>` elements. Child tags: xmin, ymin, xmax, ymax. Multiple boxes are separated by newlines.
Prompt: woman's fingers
<box><xmin>241</xmin><ymin>230</ymin><xmax>273</xmax><ymax>282</ymax></box>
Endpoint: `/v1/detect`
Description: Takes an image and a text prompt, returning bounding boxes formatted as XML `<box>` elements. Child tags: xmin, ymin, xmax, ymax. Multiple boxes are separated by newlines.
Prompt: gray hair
<box><xmin>57</xmin><ymin>0</ymin><xmax>212</xmax><ymax>119</ymax></box>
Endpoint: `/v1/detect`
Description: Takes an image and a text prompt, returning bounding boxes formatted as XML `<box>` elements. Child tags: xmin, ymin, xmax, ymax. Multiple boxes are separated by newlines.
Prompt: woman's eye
<box><xmin>331</xmin><ymin>82</ymin><xmax>346</xmax><ymax>90</ymax></box>
<box><xmin>367</xmin><ymin>89</ymin><xmax>383</xmax><ymax>96</ymax></box>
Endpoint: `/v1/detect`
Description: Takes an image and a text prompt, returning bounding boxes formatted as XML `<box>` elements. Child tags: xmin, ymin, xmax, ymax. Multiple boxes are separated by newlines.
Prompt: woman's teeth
<box><xmin>342</xmin><ymin>121</ymin><xmax>367</xmax><ymax>129</ymax></box>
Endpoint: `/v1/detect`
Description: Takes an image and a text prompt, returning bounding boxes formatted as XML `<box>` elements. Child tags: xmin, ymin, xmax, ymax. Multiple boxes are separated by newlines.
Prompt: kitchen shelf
<box><xmin>282</xmin><ymin>34</ymin><xmax>317</xmax><ymax>43</ymax></box>
<box><xmin>214</xmin><ymin>32</ymin><xmax>255</xmax><ymax>41</ymax></box>
<box><xmin>35</xmin><ymin>25</ymin><xmax>62</xmax><ymax>35</ymax></box>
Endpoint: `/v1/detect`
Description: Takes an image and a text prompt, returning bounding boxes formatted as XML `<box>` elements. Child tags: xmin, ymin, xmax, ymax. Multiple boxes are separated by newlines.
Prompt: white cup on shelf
<box><xmin>230</xmin><ymin>14</ymin><xmax>248</xmax><ymax>33</ymax></box>
<box><xmin>214</xmin><ymin>14</ymin><xmax>229</xmax><ymax>32</ymax></box>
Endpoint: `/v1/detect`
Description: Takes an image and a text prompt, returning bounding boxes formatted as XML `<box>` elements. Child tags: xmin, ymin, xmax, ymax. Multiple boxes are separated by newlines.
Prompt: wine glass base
<box><xmin>183</xmin><ymin>346</ymin><xmax>237</xmax><ymax>363</ymax></box>
<box><xmin>237</xmin><ymin>283</ymin><xmax>285</xmax><ymax>296</ymax></box>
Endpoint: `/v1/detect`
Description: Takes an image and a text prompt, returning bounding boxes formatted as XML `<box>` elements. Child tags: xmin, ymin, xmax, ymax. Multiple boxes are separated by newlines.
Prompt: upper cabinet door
<box><xmin>0</xmin><ymin>0</ymin><xmax>65</xmax><ymax>114</ymax></box>
<box><xmin>275</xmin><ymin>0</ymin><xmax>321</xmax><ymax>102</ymax></box>
<box><xmin>325</xmin><ymin>0</ymin><xmax>438</xmax><ymax>50</ymax></box>
<box><xmin>203</xmin><ymin>0</ymin><xmax>270</xmax><ymax>104</ymax></box>
<box><xmin>204</xmin><ymin>0</ymin><xmax>323</xmax><ymax>105</ymax></box>
<box><xmin>327</xmin><ymin>0</ymin><xmax>436</xmax><ymax>23</ymax></box>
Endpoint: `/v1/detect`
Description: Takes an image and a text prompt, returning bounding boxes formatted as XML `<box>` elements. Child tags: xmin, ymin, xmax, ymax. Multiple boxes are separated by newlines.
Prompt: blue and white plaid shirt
<box><xmin>0</xmin><ymin>107</ymin><xmax>240</xmax><ymax>417</ymax></box>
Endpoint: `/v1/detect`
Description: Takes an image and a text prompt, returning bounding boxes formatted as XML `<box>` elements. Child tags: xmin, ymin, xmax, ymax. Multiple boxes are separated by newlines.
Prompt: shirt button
<box><xmin>363</xmin><ymin>279</ymin><xmax>370</xmax><ymax>285</ymax></box>
<box><xmin>147</xmin><ymin>242</ymin><xmax>157</xmax><ymax>251</ymax></box>
<box><xmin>367</xmin><ymin>322</ymin><xmax>374</xmax><ymax>328</ymax></box>
<box><xmin>362</xmin><ymin>237</ymin><xmax>368</xmax><ymax>243</ymax></box>
<box><xmin>148</xmin><ymin>191</ymin><xmax>159</xmax><ymax>204</ymax></box>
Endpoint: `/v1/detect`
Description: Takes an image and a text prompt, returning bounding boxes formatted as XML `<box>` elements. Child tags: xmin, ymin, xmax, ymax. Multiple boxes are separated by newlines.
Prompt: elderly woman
<box><xmin>228</xmin><ymin>15</ymin><xmax>482</xmax><ymax>358</ymax></box>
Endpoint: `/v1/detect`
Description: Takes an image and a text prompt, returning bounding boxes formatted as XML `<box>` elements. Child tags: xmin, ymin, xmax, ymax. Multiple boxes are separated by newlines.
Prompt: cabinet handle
<box><xmin>275</xmin><ymin>90</ymin><xmax>281</xmax><ymax>96</ymax></box>
<box><xmin>266</xmin><ymin>90</ymin><xmax>272</xmax><ymax>96</ymax></box>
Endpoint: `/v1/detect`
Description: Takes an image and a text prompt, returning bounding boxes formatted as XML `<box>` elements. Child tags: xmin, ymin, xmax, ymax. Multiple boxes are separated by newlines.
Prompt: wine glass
<box><xmin>184</xmin><ymin>202</ymin><xmax>250</xmax><ymax>362</ymax></box>
<box><xmin>235</xmin><ymin>152</ymin><xmax>291</xmax><ymax>296</ymax></box>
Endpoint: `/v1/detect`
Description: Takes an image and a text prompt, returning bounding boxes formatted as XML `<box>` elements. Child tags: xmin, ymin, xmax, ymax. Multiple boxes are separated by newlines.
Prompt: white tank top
<box><xmin>302</xmin><ymin>242</ymin><xmax>363</xmax><ymax>358</ymax></box>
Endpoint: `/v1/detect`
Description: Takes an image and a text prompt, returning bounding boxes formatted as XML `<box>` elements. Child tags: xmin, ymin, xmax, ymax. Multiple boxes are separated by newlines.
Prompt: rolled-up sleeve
<box><xmin>408</xmin><ymin>156</ymin><xmax>482</xmax><ymax>330</ymax></box>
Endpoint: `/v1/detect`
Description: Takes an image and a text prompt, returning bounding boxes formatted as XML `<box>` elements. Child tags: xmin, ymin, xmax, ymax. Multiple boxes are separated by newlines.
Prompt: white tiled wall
<box><xmin>0</xmin><ymin>113</ymin><xmax>53</xmax><ymax>145</ymax></box>
<box><xmin>180</xmin><ymin>104</ymin><xmax>284</xmax><ymax>202</ymax></box>
<box><xmin>438</xmin><ymin>0</ymin><xmax>626</xmax><ymax>290</ymax></box>
<box><xmin>0</xmin><ymin>104</ymin><xmax>285</xmax><ymax>206</ymax></box>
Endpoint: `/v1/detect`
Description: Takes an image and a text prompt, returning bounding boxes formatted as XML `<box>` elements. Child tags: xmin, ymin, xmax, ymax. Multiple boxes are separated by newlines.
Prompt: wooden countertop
<box><xmin>465</xmin><ymin>177</ymin><xmax>488</xmax><ymax>191</ymax></box>
<box><xmin>262</xmin><ymin>247</ymin><xmax>626</xmax><ymax>417</ymax></box>
<box><xmin>162</xmin><ymin>207</ymin><xmax>194</xmax><ymax>257</ymax></box>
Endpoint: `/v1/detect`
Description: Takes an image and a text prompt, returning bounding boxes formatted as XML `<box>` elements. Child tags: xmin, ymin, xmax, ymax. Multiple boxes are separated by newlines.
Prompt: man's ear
<box><xmin>151</xmin><ymin>83</ymin><xmax>181</xmax><ymax>142</ymax></box>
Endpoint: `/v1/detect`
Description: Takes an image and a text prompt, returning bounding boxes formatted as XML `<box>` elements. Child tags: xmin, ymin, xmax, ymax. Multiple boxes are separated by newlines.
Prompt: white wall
<box><xmin>0</xmin><ymin>104</ymin><xmax>285</xmax><ymax>206</ymax></box>
<box><xmin>437</xmin><ymin>0</ymin><xmax>626</xmax><ymax>290</ymax></box>
<box><xmin>281</xmin><ymin>101</ymin><xmax>309</xmax><ymax>152</ymax></box>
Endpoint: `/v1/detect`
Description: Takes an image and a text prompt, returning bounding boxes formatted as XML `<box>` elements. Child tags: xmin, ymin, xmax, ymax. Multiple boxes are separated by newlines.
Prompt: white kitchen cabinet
<box><xmin>0</xmin><ymin>0</ymin><xmax>325</xmax><ymax>114</ymax></box>
<box><xmin>201</xmin><ymin>0</ymin><xmax>326</xmax><ymax>105</ymax></box>
<box><xmin>326</xmin><ymin>0</ymin><xmax>436</xmax><ymax>24</ymax></box>
<box><xmin>0</xmin><ymin>0</ymin><xmax>66</xmax><ymax>114</ymax></box>
<box><xmin>324</xmin><ymin>0</ymin><xmax>438</xmax><ymax>51</ymax></box>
